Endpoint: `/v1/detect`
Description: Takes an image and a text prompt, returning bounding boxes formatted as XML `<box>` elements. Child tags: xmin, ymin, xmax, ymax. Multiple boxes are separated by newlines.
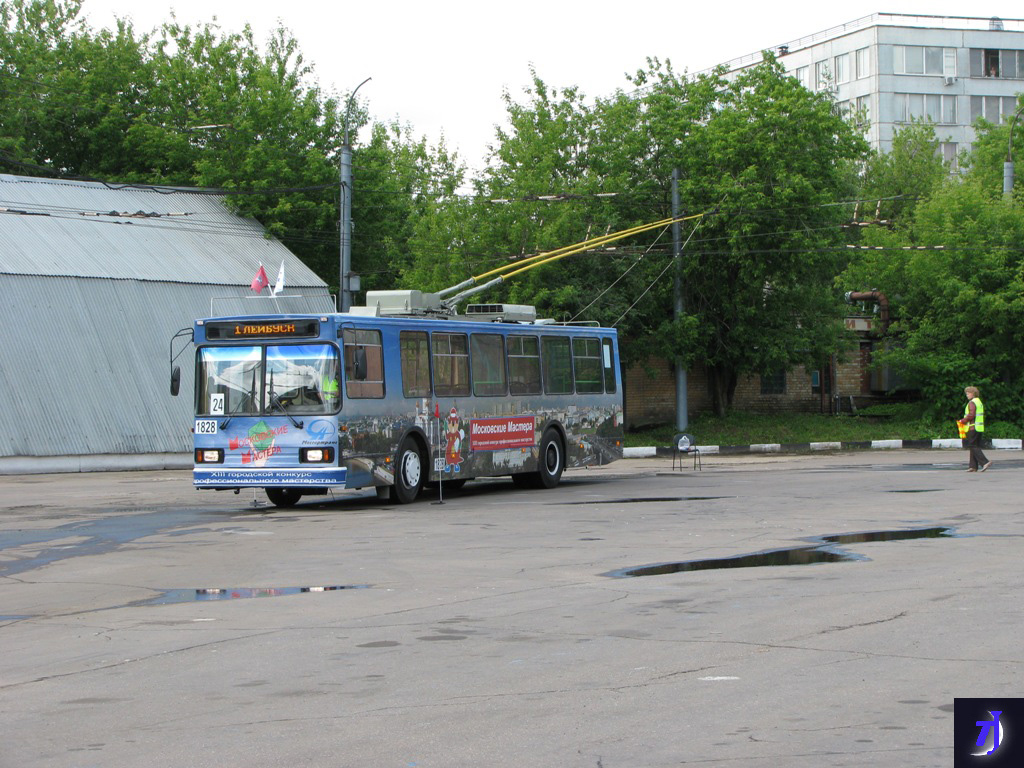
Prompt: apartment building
<box><xmin>709</xmin><ymin>13</ymin><xmax>1024</xmax><ymax>168</ymax></box>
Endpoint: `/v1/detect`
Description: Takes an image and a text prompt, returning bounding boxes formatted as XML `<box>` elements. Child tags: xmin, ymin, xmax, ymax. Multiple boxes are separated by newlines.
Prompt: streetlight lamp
<box><xmin>340</xmin><ymin>77</ymin><xmax>371</xmax><ymax>312</ymax></box>
<box><xmin>1003</xmin><ymin>103</ymin><xmax>1024</xmax><ymax>197</ymax></box>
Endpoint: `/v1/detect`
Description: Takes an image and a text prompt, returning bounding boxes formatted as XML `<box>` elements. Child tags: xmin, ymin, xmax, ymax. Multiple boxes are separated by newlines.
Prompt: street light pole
<box><xmin>340</xmin><ymin>77</ymin><xmax>371</xmax><ymax>312</ymax></box>
<box><xmin>1003</xmin><ymin>104</ymin><xmax>1024</xmax><ymax>198</ymax></box>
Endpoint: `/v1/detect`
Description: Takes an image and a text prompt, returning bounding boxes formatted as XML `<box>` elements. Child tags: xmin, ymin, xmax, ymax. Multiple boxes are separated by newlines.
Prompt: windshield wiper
<box><xmin>269</xmin><ymin>392</ymin><xmax>304</xmax><ymax>430</ymax></box>
<box><xmin>268</xmin><ymin>371</ymin><xmax>304</xmax><ymax>430</ymax></box>
<box><xmin>218</xmin><ymin>399</ymin><xmax>249</xmax><ymax>431</ymax></box>
<box><xmin>218</xmin><ymin>366</ymin><xmax>259</xmax><ymax>430</ymax></box>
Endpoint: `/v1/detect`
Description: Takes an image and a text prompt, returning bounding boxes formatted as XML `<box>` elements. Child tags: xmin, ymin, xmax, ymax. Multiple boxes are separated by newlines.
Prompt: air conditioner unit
<box><xmin>464</xmin><ymin>303</ymin><xmax>537</xmax><ymax>323</ymax></box>
<box><xmin>944</xmin><ymin>76</ymin><xmax>957</xmax><ymax>86</ymax></box>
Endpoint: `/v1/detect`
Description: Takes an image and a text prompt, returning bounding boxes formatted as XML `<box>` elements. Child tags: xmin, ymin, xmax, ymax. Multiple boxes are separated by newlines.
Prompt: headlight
<box><xmin>300</xmin><ymin>447</ymin><xmax>334</xmax><ymax>463</ymax></box>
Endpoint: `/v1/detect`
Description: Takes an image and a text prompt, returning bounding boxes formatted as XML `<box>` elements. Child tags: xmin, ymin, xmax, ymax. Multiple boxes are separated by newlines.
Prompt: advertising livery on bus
<box><xmin>173</xmin><ymin>290</ymin><xmax>624</xmax><ymax>506</ymax></box>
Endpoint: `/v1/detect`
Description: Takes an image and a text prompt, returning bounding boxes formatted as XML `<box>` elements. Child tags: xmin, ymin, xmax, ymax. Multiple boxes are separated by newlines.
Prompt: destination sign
<box><xmin>205</xmin><ymin>320</ymin><xmax>320</xmax><ymax>340</ymax></box>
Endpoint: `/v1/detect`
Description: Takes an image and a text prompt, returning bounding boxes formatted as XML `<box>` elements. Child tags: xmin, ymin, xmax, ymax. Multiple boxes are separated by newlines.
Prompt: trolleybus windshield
<box><xmin>197</xmin><ymin>343</ymin><xmax>340</xmax><ymax>417</ymax></box>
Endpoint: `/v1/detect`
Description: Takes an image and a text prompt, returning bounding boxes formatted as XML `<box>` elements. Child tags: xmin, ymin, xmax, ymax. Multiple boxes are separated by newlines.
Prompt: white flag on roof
<box><xmin>272</xmin><ymin>260</ymin><xmax>285</xmax><ymax>296</ymax></box>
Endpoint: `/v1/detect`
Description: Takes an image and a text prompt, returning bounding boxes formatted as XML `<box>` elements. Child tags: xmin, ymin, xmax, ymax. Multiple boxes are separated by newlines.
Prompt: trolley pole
<box><xmin>671</xmin><ymin>169</ymin><xmax>688</xmax><ymax>432</ymax></box>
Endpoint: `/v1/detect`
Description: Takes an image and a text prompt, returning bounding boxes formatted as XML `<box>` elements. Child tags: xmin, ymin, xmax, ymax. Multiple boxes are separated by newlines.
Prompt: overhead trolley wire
<box><xmin>612</xmin><ymin>213</ymin><xmax>706</xmax><ymax>328</ymax></box>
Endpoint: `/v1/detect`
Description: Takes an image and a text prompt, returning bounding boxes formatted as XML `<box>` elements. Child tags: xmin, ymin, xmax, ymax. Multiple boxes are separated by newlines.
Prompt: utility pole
<box><xmin>671</xmin><ymin>168</ymin><xmax>688</xmax><ymax>431</ymax></box>
<box><xmin>340</xmin><ymin>77</ymin><xmax>371</xmax><ymax>312</ymax></box>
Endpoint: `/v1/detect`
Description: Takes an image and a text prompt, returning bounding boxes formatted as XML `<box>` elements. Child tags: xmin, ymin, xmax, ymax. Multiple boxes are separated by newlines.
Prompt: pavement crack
<box><xmin>816</xmin><ymin>610</ymin><xmax>909</xmax><ymax>635</ymax></box>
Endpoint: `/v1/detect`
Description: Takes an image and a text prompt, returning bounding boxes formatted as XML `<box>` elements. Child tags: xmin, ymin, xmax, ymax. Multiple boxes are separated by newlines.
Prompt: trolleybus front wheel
<box><xmin>390</xmin><ymin>437</ymin><xmax>425</xmax><ymax>504</ymax></box>
<box><xmin>265</xmin><ymin>488</ymin><xmax>303</xmax><ymax>508</ymax></box>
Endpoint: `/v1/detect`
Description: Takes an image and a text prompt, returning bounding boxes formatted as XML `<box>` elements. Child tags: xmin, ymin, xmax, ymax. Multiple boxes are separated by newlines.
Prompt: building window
<box><xmin>970</xmin><ymin>49</ymin><xmax>1024</xmax><ymax>78</ymax></box>
<box><xmin>894</xmin><ymin>93</ymin><xmax>957</xmax><ymax>124</ymax></box>
<box><xmin>814</xmin><ymin>60</ymin><xmax>830</xmax><ymax>91</ymax></box>
<box><xmin>855</xmin><ymin>95</ymin><xmax>871</xmax><ymax>128</ymax></box>
<box><xmin>855</xmin><ymin>47</ymin><xmax>871</xmax><ymax>79</ymax></box>
<box><xmin>834</xmin><ymin>53</ymin><xmax>850</xmax><ymax>84</ymax></box>
<box><xmin>970</xmin><ymin>95</ymin><xmax>1019</xmax><ymax>124</ymax></box>
<box><xmin>939</xmin><ymin>142</ymin><xmax>959</xmax><ymax>171</ymax></box>
<box><xmin>810</xmin><ymin>369</ymin><xmax>831</xmax><ymax>395</ymax></box>
<box><xmin>894</xmin><ymin>45</ymin><xmax>956</xmax><ymax>77</ymax></box>
<box><xmin>794</xmin><ymin>66</ymin><xmax>810</xmax><ymax>89</ymax></box>
<box><xmin>760</xmin><ymin>369</ymin><xmax>786</xmax><ymax>395</ymax></box>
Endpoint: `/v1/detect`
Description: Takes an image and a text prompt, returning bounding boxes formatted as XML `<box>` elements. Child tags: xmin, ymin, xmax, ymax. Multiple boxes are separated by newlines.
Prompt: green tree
<box><xmin>963</xmin><ymin>94</ymin><xmax>1024</xmax><ymax>197</ymax></box>
<box><xmin>1</xmin><ymin>2</ymin><xmax>343</xmax><ymax>275</ymax></box>
<box><xmin>860</xmin><ymin>120</ymin><xmax>950</xmax><ymax>225</ymax></box>
<box><xmin>409</xmin><ymin>57</ymin><xmax>869</xmax><ymax>415</ymax></box>
<box><xmin>352</xmin><ymin>121</ymin><xmax>466</xmax><ymax>293</ymax></box>
<box><xmin>842</xmin><ymin>176</ymin><xmax>1024</xmax><ymax>426</ymax></box>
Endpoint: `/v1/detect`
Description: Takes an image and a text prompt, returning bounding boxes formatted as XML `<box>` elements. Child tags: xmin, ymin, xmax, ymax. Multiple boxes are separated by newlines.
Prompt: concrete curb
<box><xmin>623</xmin><ymin>438</ymin><xmax>1023</xmax><ymax>459</ymax></box>
<box><xmin>3</xmin><ymin>438</ymin><xmax>1021</xmax><ymax>476</ymax></box>
<box><xmin>0</xmin><ymin>453</ymin><xmax>192</xmax><ymax>476</ymax></box>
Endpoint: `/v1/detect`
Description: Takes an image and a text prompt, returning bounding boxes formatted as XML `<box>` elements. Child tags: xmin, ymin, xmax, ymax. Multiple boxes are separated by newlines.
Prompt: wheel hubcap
<box><xmin>545</xmin><ymin>443</ymin><xmax>560</xmax><ymax>474</ymax></box>
<box><xmin>402</xmin><ymin>450</ymin><xmax>421</xmax><ymax>487</ymax></box>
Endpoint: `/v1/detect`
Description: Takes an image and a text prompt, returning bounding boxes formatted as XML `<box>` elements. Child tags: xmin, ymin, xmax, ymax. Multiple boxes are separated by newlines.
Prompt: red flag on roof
<box><xmin>250</xmin><ymin>264</ymin><xmax>270</xmax><ymax>293</ymax></box>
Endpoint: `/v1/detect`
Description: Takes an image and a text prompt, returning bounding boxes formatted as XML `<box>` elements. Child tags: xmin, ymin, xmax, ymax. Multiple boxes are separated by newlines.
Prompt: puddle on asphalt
<box><xmin>142</xmin><ymin>585</ymin><xmax>370</xmax><ymax>605</ymax></box>
<box><xmin>559</xmin><ymin>497</ymin><xmax>732</xmax><ymax>505</ymax></box>
<box><xmin>603</xmin><ymin>527</ymin><xmax>955</xmax><ymax>578</ymax></box>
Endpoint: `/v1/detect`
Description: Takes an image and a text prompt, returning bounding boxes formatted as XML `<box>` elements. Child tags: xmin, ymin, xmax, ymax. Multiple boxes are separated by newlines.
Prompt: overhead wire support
<box><xmin>438</xmin><ymin>212</ymin><xmax>708</xmax><ymax>310</ymax></box>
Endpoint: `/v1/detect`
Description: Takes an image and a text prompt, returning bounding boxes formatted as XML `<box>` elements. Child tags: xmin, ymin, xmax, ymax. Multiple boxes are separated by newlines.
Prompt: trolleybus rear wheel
<box><xmin>512</xmin><ymin>428</ymin><xmax>564</xmax><ymax>489</ymax></box>
<box><xmin>536</xmin><ymin>428</ymin><xmax>564</xmax><ymax>489</ymax></box>
<box><xmin>390</xmin><ymin>437</ymin><xmax>425</xmax><ymax>504</ymax></box>
<box><xmin>265</xmin><ymin>488</ymin><xmax>302</xmax><ymax>508</ymax></box>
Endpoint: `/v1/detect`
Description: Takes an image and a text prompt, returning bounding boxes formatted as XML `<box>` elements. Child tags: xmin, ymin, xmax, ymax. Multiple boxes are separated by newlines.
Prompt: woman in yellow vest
<box><xmin>958</xmin><ymin>386</ymin><xmax>992</xmax><ymax>472</ymax></box>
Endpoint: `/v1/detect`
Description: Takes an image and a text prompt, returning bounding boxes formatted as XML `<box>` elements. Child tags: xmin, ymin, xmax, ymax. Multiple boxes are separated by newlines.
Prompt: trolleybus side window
<box><xmin>400</xmin><ymin>331</ymin><xmax>431</xmax><ymax>397</ymax></box>
<box><xmin>507</xmin><ymin>334</ymin><xmax>541</xmax><ymax>395</ymax></box>
<box><xmin>342</xmin><ymin>328</ymin><xmax>384</xmax><ymax>398</ymax></box>
<box><xmin>572</xmin><ymin>336</ymin><xmax>603</xmax><ymax>394</ymax></box>
<box><xmin>602</xmin><ymin>338</ymin><xmax>617</xmax><ymax>394</ymax></box>
<box><xmin>432</xmin><ymin>332</ymin><xmax>470</xmax><ymax>397</ymax></box>
<box><xmin>471</xmin><ymin>333</ymin><xmax>507</xmax><ymax>396</ymax></box>
<box><xmin>541</xmin><ymin>335</ymin><xmax>573</xmax><ymax>394</ymax></box>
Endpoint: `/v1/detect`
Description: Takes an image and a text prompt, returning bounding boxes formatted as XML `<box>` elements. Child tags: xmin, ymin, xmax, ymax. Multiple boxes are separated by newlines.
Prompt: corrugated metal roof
<box><xmin>0</xmin><ymin>275</ymin><xmax>335</xmax><ymax>458</ymax></box>
<box><xmin>0</xmin><ymin>174</ymin><xmax>327</xmax><ymax>285</ymax></box>
<box><xmin>0</xmin><ymin>174</ymin><xmax>339</xmax><ymax>460</ymax></box>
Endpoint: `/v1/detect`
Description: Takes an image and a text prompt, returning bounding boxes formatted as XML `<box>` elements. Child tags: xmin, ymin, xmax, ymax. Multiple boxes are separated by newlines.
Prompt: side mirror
<box><xmin>354</xmin><ymin>347</ymin><xmax>368</xmax><ymax>381</ymax></box>
<box><xmin>170</xmin><ymin>366</ymin><xmax>181</xmax><ymax>397</ymax></box>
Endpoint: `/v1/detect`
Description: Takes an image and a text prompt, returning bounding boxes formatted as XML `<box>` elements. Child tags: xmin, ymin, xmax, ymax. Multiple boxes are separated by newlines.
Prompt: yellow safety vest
<box><xmin>964</xmin><ymin>397</ymin><xmax>985</xmax><ymax>432</ymax></box>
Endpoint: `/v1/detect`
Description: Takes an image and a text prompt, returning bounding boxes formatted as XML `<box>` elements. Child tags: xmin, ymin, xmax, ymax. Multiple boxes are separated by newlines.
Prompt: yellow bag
<box><xmin>956</xmin><ymin>421</ymin><xmax>967</xmax><ymax>439</ymax></box>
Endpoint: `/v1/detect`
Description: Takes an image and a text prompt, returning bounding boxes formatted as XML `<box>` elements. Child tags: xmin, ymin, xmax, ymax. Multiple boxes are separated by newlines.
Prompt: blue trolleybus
<box><xmin>175</xmin><ymin>294</ymin><xmax>624</xmax><ymax>506</ymax></box>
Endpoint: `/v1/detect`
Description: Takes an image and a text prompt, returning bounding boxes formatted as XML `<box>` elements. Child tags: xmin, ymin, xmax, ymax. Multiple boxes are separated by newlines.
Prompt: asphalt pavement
<box><xmin>1</xmin><ymin>449</ymin><xmax>1021</xmax><ymax>767</ymax></box>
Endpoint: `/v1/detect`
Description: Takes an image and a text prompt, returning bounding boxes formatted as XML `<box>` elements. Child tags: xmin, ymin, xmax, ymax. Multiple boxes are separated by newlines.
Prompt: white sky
<box><xmin>79</xmin><ymin>1</ymin><xmax>1024</xmax><ymax>174</ymax></box>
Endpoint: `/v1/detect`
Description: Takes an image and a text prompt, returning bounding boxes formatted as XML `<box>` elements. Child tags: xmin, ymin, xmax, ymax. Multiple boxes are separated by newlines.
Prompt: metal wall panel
<box><xmin>0</xmin><ymin>275</ymin><xmax>334</xmax><ymax>458</ymax></box>
<box><xmin>0</xmin><ymin>174</ymin><xmax>343</xmax><ymax>460</ymax></box>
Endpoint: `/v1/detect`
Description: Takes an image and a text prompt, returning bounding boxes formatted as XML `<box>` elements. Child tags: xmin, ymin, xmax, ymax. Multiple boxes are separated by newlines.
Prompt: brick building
<box><xmin>622</xmin><ymin>313</ymin><xmax>886</xmax><ymax>429</ymax></box>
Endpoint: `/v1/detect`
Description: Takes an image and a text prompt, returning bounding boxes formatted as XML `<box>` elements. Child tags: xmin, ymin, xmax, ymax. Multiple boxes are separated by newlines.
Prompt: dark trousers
<box><xmin>965</xmin><ymin>429</ymin><xmax>988</xmax><ymax>470</ymax></box>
